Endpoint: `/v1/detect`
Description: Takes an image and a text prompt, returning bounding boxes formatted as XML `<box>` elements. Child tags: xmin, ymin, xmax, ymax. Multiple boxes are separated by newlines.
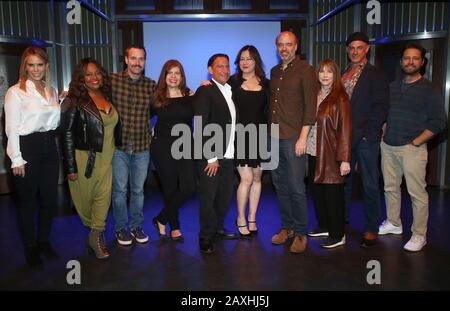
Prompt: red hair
<box><xmin>317</xmin><ymin>59</ymin><xmax>348</xmax><ymax>103</ymax></box>
<box><xmin>18</xmin><ymin>46</ymin><xmax>50</xmax><ymax>93</ymax></box>
<box><xmin>154</xmin><ymin>60</ymin><xmax>190</xmax><ymax>108</ymax></box>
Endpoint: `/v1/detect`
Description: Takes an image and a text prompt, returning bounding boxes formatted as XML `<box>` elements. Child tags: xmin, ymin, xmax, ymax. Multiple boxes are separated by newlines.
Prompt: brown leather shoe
<box><xmin>271</xmin><ymin>228</ymin><xmax>294</xmax><ymax>245</ymax></box>
<box><xmin>290</xmin><ymin>235</ymin><xmax>307</xmax><ymax>253</ymax></box>
<box><xmin>360</xmin><ymin>231</ymin><xmax>378</xmax><ymax>248</ymax></box>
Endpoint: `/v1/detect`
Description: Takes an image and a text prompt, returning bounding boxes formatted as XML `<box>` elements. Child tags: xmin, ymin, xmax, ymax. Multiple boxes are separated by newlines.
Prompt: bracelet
<box><xmin>411</xmin><ymin>141</ymin><xmax>420</xmax><ymax>147</ymax></box>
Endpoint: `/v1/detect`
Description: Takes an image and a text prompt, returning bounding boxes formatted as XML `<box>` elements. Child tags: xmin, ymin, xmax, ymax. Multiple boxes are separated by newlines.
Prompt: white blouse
<box><xmin>306</xmin><ymin>122</ymin><xmax>317</xmax><ymax>156</ymax></box>
<box><xmin>306</xmin><ymin>90</ymin><xmax>330</xmax><ymax>157</ymax></box>
<box><xmin>209</xmin><ymin>78</ymin><xmax>236</xmax><ymax>163</ymax></box>
<box><xmin>4</xmin><ymin>80</ymin><xmax>60</xmax><ymax>168</ymax></box>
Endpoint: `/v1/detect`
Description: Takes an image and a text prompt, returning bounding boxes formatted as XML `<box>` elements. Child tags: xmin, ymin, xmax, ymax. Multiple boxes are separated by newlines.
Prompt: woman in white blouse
<box><xmin>4</xmin><ymin>46</ymin><xmax>60</xmax><ymax>269</ymax></box>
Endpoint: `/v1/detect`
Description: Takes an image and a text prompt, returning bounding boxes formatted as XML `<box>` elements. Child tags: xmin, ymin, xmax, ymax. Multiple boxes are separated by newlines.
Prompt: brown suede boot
<box><xmin>88</xmin><ymin>229</ymin><xmax>110</xmax><ymax>259</ymax></box>
<box><xmin>290</xmin><ymin>235</ymin><xmax>307</xmax><ymax>253</ymax></box>
<box><xmin>271</xmin><ymin>228</ymin><xmax>294</xmax><ymax>245</ymax></box>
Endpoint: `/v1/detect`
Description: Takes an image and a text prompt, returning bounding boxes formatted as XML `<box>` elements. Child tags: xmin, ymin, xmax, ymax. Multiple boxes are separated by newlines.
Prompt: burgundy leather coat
<box><xmin>314</xmin><ymin>92</ymin><xmax>352</xmax><ymax>184</ymax></box>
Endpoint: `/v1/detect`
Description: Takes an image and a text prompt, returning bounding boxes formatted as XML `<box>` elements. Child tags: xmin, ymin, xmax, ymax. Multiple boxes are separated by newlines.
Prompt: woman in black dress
<box><xmin>229</xmin><ymin>45</ymin><xmax>269</xmax><ymax>237</ymax></box>
<box><xmin>151</xmin><ymin>60</ymin><xmax>196</xmax><ymax>241</ymax></box>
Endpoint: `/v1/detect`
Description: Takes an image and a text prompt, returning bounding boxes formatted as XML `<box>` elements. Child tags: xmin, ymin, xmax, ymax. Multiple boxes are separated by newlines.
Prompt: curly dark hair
<box><xmin>68</xmin><ymin>58</ymin><xmax>112</xmax><ymax>102</ymax></box>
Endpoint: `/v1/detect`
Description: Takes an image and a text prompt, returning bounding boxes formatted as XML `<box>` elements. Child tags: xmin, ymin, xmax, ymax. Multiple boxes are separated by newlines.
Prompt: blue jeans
<box><xmin>112</xmin><ymin>149</ymin><xmax>150</xmax><ymax>232</ymax></box>
<box><xmin>270</xmin><ymin>136</ymin><xmax>308</xmax><ymax>236</ymax></box>
<box><xmin>344</xmin><ymin>138</ymin><xmax>381</xmax><ymax>234</ymax></box>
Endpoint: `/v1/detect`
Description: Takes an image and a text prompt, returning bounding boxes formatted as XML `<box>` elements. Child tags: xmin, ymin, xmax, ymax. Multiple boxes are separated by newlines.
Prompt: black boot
<box><xmin>37</xmin><ymin>241</ymin><xmax>60</xmax><ymax>259</ymax></box>
<box><xmin>25</xmin><ymin>245</ymin><xmax>44</xmax><ymax>270</ymax></box>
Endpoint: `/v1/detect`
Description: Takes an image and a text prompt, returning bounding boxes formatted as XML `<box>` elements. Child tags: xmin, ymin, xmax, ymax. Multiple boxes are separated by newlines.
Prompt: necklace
<box><xmin>318</xmin><ymin>88</ymin><xmax>330</xmax><ymax>102</ymax></box>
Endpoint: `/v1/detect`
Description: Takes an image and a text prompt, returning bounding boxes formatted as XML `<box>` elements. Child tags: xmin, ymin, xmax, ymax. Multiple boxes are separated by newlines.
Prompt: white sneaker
<box><xmin>378</xmin><ymin>220</ymin><xmax>403</xmax><ymax>235</ymax></box>
<box><xmin>404</xmin><ymin>235</ymin><xmax>427</xmax><ymax>252</ymax></box>
<box><xmin>321</xmin><ymin>237</ymin><xmax>346</xmax><ymax>249</ymax></box>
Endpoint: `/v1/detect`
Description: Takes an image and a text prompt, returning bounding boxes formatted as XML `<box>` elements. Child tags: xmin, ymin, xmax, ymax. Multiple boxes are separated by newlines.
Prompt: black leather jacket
<box><xmin>60</xmin><ymin>95</ymin><xmax>121</xmax><ymax>178</ymax></box>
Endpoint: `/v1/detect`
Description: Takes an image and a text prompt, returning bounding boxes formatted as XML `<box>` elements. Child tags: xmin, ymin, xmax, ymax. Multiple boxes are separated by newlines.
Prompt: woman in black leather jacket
<box><xmin>60</xmin><ymin>58</ymin><xmax>121</xmax><ymax>259</ymax></box>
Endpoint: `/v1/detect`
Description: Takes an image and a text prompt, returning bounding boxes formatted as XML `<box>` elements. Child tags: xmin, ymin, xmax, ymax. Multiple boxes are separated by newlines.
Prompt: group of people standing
<box><xmin>4</xmin><ymin>29</ymin><xmax>447</xmax><ymax>269</ymax></box>
<box><xmin>269</xmin><ymin>31</ymin><xmax>446</xmax><ymax>254</ymax></box>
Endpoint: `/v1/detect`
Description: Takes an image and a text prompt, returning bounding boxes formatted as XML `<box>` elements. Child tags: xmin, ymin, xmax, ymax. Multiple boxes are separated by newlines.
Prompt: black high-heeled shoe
<box><xmin>248</xmin><ymin>220</ymin><xmax>258</xmax><ymax>235</ymax></box>
<box><xmin>37</xmin><ymin>241</ymin><xmax>60</xmax><ymax>259</ymax></box>
<box><xmin>236</xmin><ymin>221</ymin><xmax>251</xmax><ymax>238</ymax></box>
<box><xmin>170</xmin><ymin>231</ymin><xmax>184</xmax><ymax>243</ymax></box>
<box><xmin>152</xmin><ymin>217</ymin><xmax>167</xmax><ymax>240</ymax></box>
<box><xmin>25</xmin><ymin>245</ymin><xmax>44</xmax><ymax>270</ymax></box>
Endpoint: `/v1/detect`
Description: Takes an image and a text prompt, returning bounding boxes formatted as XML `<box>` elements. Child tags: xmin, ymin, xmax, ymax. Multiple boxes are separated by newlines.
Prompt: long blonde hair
<box><xmin>18</xmin><ymin>46</ymin><xmax>51</xmax><ymax>93</ymax></box>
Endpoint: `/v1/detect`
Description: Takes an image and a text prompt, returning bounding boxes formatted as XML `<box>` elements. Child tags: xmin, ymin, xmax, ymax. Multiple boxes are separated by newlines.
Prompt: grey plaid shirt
<box><xmin>110</xmin><ymin>70</ymin><xmax>156</xmax><ymax>152</ymax></box>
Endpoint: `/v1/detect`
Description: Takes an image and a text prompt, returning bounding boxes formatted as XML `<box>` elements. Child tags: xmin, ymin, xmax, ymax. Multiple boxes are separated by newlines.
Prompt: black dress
<box><xmin>229</xmin><ymin>75</ymin><xmax>269</xmax><ymax>168</ymax></box>
<box><xmin>151</xmin><ymin>96</ymin><xmax>197</xmax><ymax>230</ymax></box>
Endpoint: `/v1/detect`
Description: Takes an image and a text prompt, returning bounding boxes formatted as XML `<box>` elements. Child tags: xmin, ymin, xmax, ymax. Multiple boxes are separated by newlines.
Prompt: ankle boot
<box><xmin>88</xmin><ymin>229</ymin><xmax>110</xmax><ymax>259</ymax></box>
<box><xmin>25</xmin><ymin>245</ymin><xmax>44</xmax><ymax>270</ymax></box>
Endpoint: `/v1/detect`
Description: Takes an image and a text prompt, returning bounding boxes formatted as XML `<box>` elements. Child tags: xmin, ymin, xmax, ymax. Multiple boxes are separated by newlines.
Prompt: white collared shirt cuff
<box><xmin>207</xmin><ymin>157</ymin><xmax>218</xmax><ymax>164</ymax></box>
<box><xmin>11</xmin><ymin>157</ymin><xmax>27</xmax><ymax>168</ymax></box>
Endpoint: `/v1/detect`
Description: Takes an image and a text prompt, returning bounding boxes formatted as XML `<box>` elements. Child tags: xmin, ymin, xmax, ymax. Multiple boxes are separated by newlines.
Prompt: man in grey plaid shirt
<box><xmin>110</xmin><ymin>45</ymin><xmax>156</xmax><ymax>246</ymax></box>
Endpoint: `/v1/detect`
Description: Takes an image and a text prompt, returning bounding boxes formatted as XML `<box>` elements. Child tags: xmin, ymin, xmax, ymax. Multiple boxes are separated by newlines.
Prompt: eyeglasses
<box><xmin>239</xmin><ymin>57</ymin><xmax>254</xmax><ymax>62</ymax></box>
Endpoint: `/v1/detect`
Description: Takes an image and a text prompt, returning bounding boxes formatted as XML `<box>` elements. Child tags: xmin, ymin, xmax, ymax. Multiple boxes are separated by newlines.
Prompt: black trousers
<box><xmin>309</xmin><ymin>155</ymin><xmax>345</xmax><ymax>239</ymax></box>
<box><xmin>12</xmin><ymin>131</ymin><xmax>59</xmax><ymax>247</ymax></box>
<box><xmin>198</xmin><ymin>159</ymin><xmax>234</xmax><ymax>240</ymax></box>
<box><xmin>151</xmin><ymin>137</ymin><xmax>197</xmax><ymax>230</ymax></box>
<box><xmin>308</xmin><ymin>156</ymin><xmax>327</xmax><ymax>230</ymax></box>
<box><xmin>315</xmin><ymin>183</ymin><xmax>345</xmax><ymax>240</ymax></box>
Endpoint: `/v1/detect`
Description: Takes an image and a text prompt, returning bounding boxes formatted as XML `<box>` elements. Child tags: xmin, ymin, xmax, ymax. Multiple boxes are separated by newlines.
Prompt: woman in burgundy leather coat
<box><xmin>307</xmin><ymin>59</ymin><xmax>352</xmax><ymax>249</ymax></box>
